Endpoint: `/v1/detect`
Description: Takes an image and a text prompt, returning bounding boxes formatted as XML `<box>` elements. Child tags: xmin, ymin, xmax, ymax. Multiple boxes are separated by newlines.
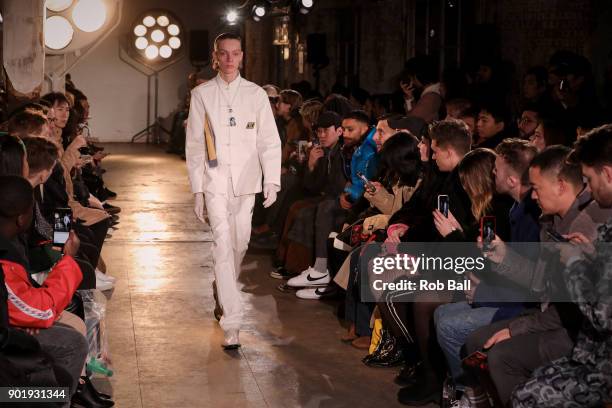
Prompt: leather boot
<box><xmin>362</xmin><ymin>330</ymin><xmax>405</xmax><ymax>367</ymax></box>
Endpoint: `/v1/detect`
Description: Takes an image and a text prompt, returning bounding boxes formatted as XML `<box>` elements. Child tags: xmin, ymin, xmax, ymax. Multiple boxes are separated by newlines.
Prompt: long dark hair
<box><xmin>376</xmin><ymin>132</ymin><xmax>422</xmax><ymax>189</ymax></box>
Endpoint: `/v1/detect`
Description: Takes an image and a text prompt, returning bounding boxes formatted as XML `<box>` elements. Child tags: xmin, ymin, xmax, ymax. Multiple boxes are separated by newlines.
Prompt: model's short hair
<box><xmin>22</xmin><ymin>137</ymin><xmax>58</xmax><ymax>174</ymax></box>
<box><xmin>530</xmin><ymin>145</ymin><xmax>583</xmax><ymax>187</ymax></box>
<box><xmin>8</xmin><ymin>110</ymin><xmax>47</xmax><ymax>139</ymax></box>
<box><xmin>213</xmin><ymin>32</ymin><xmax>242</xmax><ymax>51</ymax></box>
<box><xmin>429</xmin><ymin>119</ymin><xmax>472</xmax><ymax>156</ymax></box>
<box><xmin>568</xmin><ymin>124</ymin><xmax>612</xmax><ymax>168</ymax></box>
<box><xmin>495</xmin><ymin>138</ymin><xmax>538</xmax><ymax>185</ymax></box>
<box><xmin>0</xmin><ymin>175</ymin><xmax>33</xmax><ymax>222</ymax></box>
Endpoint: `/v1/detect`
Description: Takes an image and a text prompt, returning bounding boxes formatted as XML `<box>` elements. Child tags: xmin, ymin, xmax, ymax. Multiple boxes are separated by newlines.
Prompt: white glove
<box><xmin>194</xmin><ymin>193</ymin><xmax>206</xmax><ymax>223</ymax></box>
<box><xmin>262</xmin><ymin>184</ymin><xmax>279</xmax><ymax>208</ymax></box>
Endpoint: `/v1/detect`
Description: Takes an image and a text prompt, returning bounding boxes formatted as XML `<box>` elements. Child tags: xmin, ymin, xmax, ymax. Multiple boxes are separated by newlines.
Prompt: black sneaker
<box><xmin>276</xmin><ymin>282</ymin><xmax>298</xmax><ymax>293</ymax></box>
<box><xmin>269</xmin><ymin>267</ymin><xmax>298</xmax><ymax>280</ymax></box>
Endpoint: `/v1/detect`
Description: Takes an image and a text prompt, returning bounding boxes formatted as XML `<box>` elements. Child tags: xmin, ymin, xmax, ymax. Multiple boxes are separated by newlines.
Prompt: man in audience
<box><xmin>512</xmin><ymin>125</ymin><xmax>612</xmax><ymax>407</ymax></box>
<box><xmin>474</xmin><ymin>101</ymin><xmax>509</xmax><ymax>149</ymax></box>
<box><xmin>287</xmin><ymin>111</ymin><xmax>352</xmax><ymax>297</ymax></box>
<box><xmin>463</xmin><ymin>146</ymin><xmax>611</xmax><ymax>405</ymax></box>
<box><xmin>517</xmin><ymin>103</ymin><xmax>542</xmax><ymax>140</ymax></box>
<box><xmin>8</xmin><ymin>109</ymin><xmax>49</xmax><ymax>139</ymax></box>
<box><xmin>0</xmin><ymin>175</ymin><xmax>87</xmax><ymax>399</ymax></box>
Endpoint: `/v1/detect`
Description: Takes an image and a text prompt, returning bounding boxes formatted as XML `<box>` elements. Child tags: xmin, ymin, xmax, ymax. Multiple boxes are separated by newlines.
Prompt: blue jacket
<box><xmin>344</xmin><ymin>127</ymin><xmax>379</xmax><ymax>202</ymax></box>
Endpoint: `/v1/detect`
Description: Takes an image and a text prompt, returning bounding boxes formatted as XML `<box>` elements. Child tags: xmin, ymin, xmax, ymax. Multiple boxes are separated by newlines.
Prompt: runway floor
<box><xmin>94</xmin><ymin>143</ymin><xmax>425</xmax><ymax>408</ymax></box>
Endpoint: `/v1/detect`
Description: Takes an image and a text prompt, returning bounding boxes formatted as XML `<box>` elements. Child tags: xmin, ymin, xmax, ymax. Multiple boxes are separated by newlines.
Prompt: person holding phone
<box><xmin>186</xmin><ymin>33</ymin><xmax>281</xmax><ymax>349</ymax></box>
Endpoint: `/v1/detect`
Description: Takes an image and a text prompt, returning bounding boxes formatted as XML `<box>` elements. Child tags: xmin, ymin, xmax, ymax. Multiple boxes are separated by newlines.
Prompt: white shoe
<box><xmin>95</xmin><ymin>269</ymin><xmax>116</xmax><ymax>283</ymax></box>
<box><xmin>96</xmin><ymin>277</ymin><xmax>114</xmax><ymax>291</ymax></box>
<box><xmin>222</xmin><ymin>329</ymin><xmax>241</xmax><ymax>349</ymax></box>
<box><xmin>287</xmin><ymin>267</ymin><xmax>330</xmax><ymax>288</ymax></box>
<box><xmin>296</xmin><ymin>285</ymin><xmax>337</xmax><ymax>300</ymax></box>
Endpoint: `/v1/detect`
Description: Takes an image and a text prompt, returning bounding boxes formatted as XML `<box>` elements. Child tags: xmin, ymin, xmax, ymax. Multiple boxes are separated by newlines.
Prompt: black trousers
<box><xmin>463</xmin><ymin>317</ymin><xmax>574</xmax><ymax>405</ymax></box>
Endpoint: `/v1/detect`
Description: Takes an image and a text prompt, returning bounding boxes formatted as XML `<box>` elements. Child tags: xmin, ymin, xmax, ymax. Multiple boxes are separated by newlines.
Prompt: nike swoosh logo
<box><xmin>315</xmin><ymin>288</ymin><xmax>330</xmax><ymax>295</ymax></box>
<box><xmin>306</xmin><ymin>274</ymin><xmax>328</xmax><ymax>282</ymax></box>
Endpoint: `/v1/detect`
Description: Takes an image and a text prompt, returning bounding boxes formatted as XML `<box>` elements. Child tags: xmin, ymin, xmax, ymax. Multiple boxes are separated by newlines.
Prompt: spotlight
<box><xmin>151</xmin><ymin>29</ymin><xmax>165</xmax><ymax>43</ymax></box>
<box><xmin>226</xmin><ymin>10</ymin><xmax>238</xmax><ymax>24</ymax></box>
<box><xmin>46</xmin><ymin>0</ymin><xmax>74</xmax><ymax>12</ymax></box>
<box><xmin>72</xmin><ymin>0</ymin><xmax>107</xmax><ymax>32</ymax></box>
<box><xmin>135</xmin><ymin>37</ymin><xmax>148</xmax><ymax>50</ymax></box>
<box><xmin>129</xmin><ymin>9</ymin><xmax>184</xmax><ymax>65</ymax></box>
<box><xmin>159</xmin><ymin>45</ymin><xmax>172</xmax><ymax>59</ymax></box>
<box><xmin>145</xmin><ymin>44</ymin><xmax>159</xmax><ymax>59</ymax></box>
<box><xmin>298</xmin><ymin>0</ymin><xmax>314</xmax><ymax>14</ymax></box>
<box><xmin>168</xmin><ymin>37</ymin><xmax>181</xmax><ymax>49</ymax></box>
<box><xmin>45</xmin><ymin>15</ymin><xmax>74</xmax><ymax>50</ymax></box>
<box><xmin>251</xmin><ymin>4</ymin><xmax>267</xmax><ymax>22</ymax></box>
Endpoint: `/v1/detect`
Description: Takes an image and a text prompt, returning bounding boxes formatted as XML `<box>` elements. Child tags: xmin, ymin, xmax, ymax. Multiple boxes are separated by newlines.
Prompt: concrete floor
<box><xmin>94</xmin><ymin>143</ymin><xmax>418</xmax><ymax>408</ymax></box>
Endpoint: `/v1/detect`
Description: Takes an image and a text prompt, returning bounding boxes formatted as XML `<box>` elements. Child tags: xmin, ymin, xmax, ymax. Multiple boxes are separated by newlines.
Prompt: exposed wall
<box><xmin>69</xmin><ymin>0</ymin><xmax>226</xmax><ymax>142</ymax></box>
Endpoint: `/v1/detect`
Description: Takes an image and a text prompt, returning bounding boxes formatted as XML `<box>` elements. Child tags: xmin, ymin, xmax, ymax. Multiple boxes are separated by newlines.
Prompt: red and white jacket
<box><xmin>1</xmin><ymin>256</ymin><xmax>82</xmax><ymax>328</ymax></box>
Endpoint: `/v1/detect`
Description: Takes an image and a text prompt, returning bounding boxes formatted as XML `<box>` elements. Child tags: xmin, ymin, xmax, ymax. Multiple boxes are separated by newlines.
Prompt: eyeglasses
<box><xmin>269</xmin><ymin>96</ymin><xmax>280</xmax><ymax>104</ymax></box>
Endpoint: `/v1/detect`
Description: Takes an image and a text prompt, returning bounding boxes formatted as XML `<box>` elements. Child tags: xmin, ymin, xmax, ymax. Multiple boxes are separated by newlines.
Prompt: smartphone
<box><xmin>462</xmin><ymin>350</ymin><xmax>488</xmax><ymax>371</ymax></box>
<box><xmin>559</xmin><ymin>79</ymin><xmax>567</xmax><ymax>92</ymax></box>
<box><xmin>297</xmin><ymin>141</ymin><xmax>309</xmax><ymax>162</ymax></box>
<box><xmin>357</xmin><ymin>172</ymin><xmax>376</xmax><ymax>193</ymax></box>
<box><xmin>53</xmin><ymin>208</ymin><xmax>73</xmax><ymax>247</ymax></box>
<box><xmin>437</xmin><ymin>195</ymin><xmax>449</xmax><ymax>217</ymax></box>
<box><xmin>546</xmin><ymin>229</ymin><xmax>569</xmax><ymax>242</ymax></box>
<box><xmin>481</xmin><ymin>216</ymin><xmax>496</xmax><ymax>250</ymax></box>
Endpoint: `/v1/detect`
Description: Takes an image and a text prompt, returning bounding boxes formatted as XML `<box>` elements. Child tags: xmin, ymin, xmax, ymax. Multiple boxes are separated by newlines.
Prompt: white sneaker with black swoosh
<box><xmin>287</xmin><ymin>267</ymin><xmax>330</xmax><ymax>288</ymax></box>
<box><xmin>296</xmin><ymin>285</ymin><xmax>337</xmax><ymax>300</ymax></box>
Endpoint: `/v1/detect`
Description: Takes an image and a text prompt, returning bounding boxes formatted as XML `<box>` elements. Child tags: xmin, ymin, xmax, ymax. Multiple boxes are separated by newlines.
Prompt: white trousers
<box><xmin>204</xmin><ymin>176</ymin><xmax>255</xmax><ymax>331</ymax></box>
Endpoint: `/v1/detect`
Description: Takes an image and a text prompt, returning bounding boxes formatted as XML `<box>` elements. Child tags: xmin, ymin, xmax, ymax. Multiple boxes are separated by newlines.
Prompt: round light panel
<box><xmin>45</xmin><ymin>15</ymin><xmax>74</xmax><ymax>50</ymax></box>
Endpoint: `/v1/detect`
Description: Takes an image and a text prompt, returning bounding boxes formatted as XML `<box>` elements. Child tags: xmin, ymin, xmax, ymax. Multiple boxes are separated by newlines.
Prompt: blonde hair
<box><xmin>458</xmin><ymin>148</ymin><xmax>496</xmax><ymax>220</ymax></box>
<box><xmin>299</xmin><ymin>99</ymin><xmax>323</xmax><ymax>127</ymax></box>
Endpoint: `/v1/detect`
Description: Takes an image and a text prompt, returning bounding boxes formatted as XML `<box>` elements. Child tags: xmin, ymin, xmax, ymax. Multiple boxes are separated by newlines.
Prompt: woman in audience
<box><xmin>529</xmin><ymin>117</ymin><xmax>575</xmax><ymax>151</ymax></box>
<box><xmin>400</xmin><ymin>55</ymin><xmax>443</xmax><ymax>123</ymax></box>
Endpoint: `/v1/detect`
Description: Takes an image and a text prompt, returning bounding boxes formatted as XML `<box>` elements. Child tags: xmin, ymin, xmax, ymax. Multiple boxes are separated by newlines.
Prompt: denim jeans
<box><xmin>434</xmin><ymin>302</ymin><xmax>498</xmax><ymax>384</ymax></box>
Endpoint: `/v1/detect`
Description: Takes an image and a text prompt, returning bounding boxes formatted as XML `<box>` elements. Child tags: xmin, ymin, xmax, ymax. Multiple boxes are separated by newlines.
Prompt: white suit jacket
<box><xmin>185</xmin><ymin>73</ymin><xmax>281</xmax><ymax>196</ymax></box>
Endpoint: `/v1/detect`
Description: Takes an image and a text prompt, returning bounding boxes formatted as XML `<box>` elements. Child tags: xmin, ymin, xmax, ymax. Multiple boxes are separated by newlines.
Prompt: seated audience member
<box><xmin>516</xmin><ymin>103</ymin><xmax>542</xmax><ymax>140</ymax></box>
<box><xmin>287</xmin><ymin>111</ymin><xmax>361</xmax><ymax>298</ymax></box>
<box><xmin>444</xmin><ymin>98</ymin><xmax>472</xmax><ymax>121</ymax></box>
<box><xmin>276</xmin><ymin>89</ymin><xmax>305</xmax><ymax>152</ymax></box>
<box><xmin>400</xmin><ymin>56</ymin><xmax>443</xmax><ymax>122</ymax></box>
<box><xmin>521</xmin><ymin>66</ymin><xmax>553</xmax><ymax>107</ymax></box>
<box><xmin>512</xmin><ymin>125</ymin><xmax>612</xmax><ymax>407</ymax></box>
<box><xmin>529</xmin><ymin>117</ymin><xmax>575</xmax><ymax>152</ymax></box>
<box><xmin>0</xmin><ymin>175</ymin><xmax>87</xmax><ymax>399</ymax></box>
<box><xmin>342</xmin><ymin>110</ymin><xmax>379</xmax><ymax>202</ymax></box>
<box><xmin>463</xmin><ymin>145</ymin><xmax>611</xmax><ymax>406</ymax></box>
<box><xmin>0</xmin><ymin>135</ymin><xmax>28</xmax><ymax>176</ymax></box>
<box><xmin>474</xmin><ymin>101</ymin><xmax>510</xmax><ymax>149</ymax></box>
<box><xmin>324</xmin><ymin>94</ymin><xmax>353</xmax><ymax>118</ymax></box>
<box><xmin>8</xmin><ymin>109</ymin><xmax>50</xmax><ymax>139</ymax></box>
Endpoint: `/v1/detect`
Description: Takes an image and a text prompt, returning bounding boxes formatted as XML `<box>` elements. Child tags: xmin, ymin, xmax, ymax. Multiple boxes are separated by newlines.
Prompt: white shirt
<box><xmin>185</xmin><ymin>73</ymin><xmax>281</xmax><ymax>196</ymax></box>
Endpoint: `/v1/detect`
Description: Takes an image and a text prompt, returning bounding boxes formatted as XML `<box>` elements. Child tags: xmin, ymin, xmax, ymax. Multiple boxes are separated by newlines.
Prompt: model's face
<box><xmin>342</xmin><ymin>119</ymin><xmax>368</xmax><ymax>147</ymax></box>
<box><xmin>518</xmin><ymin>111</ymin><xmax>539</xmax><ymax>139</ymax></box>
<box><xmin>53</xmin><ymin>101</ymin><xmax>70</xmax><ymax>129</ymax></box>
<box><xmin>374</xmin><ymin>120</ymin><xmax>394</xmax><ymax>151</ymax></box>
<box><xmin>582</xmin><ymin>164</ymin><xmax>612</xmax><ymax>208</ymax></box>
<box><xmin>214</xmin><ymin>39</ymin><xmax>243</xmax><ymax>75</ymax></box>
<box><xmin>317</xmin><ymin>126</ymin><xmax>341</xmax><ymax>148</ymax></box>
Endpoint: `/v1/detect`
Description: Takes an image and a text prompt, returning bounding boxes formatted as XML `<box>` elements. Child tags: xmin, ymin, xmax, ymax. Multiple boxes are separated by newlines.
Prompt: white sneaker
<box><xmin>296</xmin><ymin>285</ymin><xmax>337</xmax><ymax>300</ymax></box>
<box><xmin>222</xmin><ymin>329</ymin><xmax>241</xmax><ymax>349</ymax></box>
<box><xmin>95</xmin><ymin>269</ymin><xmax>116</xmax><ymax>283</ymax></box>
<box><xmin>287</xmin><ymin>267</ymin><xmax>330</xmax><ymax>288</ymax></box>
<box><xmin>96</xmin><ymin>277</ymin><xmax>114</xmax><ymax>291</ymax></box>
